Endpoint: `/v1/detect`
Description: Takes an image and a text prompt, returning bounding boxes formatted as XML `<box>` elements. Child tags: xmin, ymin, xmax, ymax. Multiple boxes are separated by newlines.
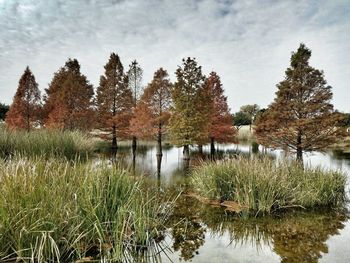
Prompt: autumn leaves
<box><xmin>5</xmin><ymin>54</ymin><xmax>235</xmax><ymax>160</ymax></box>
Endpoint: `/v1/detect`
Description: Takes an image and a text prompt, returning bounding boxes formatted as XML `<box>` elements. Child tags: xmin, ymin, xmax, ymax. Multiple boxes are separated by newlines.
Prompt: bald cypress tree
<box><xmin>127</xmin><ymin>60</ymin><xmax>143</xmax><ymax>156</ymax></box>
<box><xmin>6</xmin><ymin>67</ymin><xmax>41</xmax><ymax>131</ymax></box>
<box><xmin>205</xmin><ymin>71</ymin><xmax>237</xmax><ymax>155</ymax></box>
<box><xmin>255</xmin><ymin>44</ymin><xmax>346</xmax><ymax>162</ymax></box>
<box><xmin>168</xmin><ymin>57</ymin><xmax>207</xmax><ymax>160</ymax></box>
<box><xmin>96</xmin><ymin>53</ymin><xmax>133</xmax><ymax>153</ymax></box>
<box><xmin>44</xmin><ymin>59</ymin><xmax>94</xmax><ymax>130</ymax></box>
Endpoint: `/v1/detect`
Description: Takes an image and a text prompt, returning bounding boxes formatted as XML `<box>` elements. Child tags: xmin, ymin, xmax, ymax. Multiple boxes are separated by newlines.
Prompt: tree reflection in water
<box><xmin>168</xmin><ymin>193</ymin><xmax>348</xmax><ymax>262</ymax></box>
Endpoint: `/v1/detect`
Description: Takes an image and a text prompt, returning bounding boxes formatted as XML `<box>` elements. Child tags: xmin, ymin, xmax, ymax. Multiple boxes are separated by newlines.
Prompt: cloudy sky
<box><xmin>0</xmin><ymin>0</ymin><xmax>349</xmax><ymax>112</ymax></box>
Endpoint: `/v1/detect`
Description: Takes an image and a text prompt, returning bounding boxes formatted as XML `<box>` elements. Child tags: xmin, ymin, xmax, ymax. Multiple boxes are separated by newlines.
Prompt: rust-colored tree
<box><xmin>255</xmin><ymin>44</ymin><xmax>346</xmax><ymax>162</ymax></box>
<box><xmin>127</xmin><ymin>60</ymin><xmax>143</xmax><ymax>156</ymax></box>
<box><xmin>44</xmin><ymin>59</ymin><xmax>94</xmax><ymax>130</ymax></box>
<box><xmin>205</xmin><ymin>71</ymin><xmax>237</xmax><ymax>155</ymax></box>
<box><xmin>130</xmin><ymin>68</ymin><xmax>172</xmax><ymax>157</ymax></box>
<box><xmin>96</xmin><ymin>53</ymin><xmax>133</xmax><ymax>153</ymax></box>
<box><xmin>6</xmin><ymin>67</ymin><xmax>41</xmax><ymax>131</ymax></box>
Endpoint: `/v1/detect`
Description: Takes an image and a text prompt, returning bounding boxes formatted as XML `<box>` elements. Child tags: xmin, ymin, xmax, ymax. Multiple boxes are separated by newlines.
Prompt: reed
<box><xmin>0</xmin><ymin>128</ymin><xmax>94</xmax><ymax>159</ymax></box>
<box><xmin>191</xmin><ymin>157</ymin><xmax>346</xmax><ymax>215</ymax></box>
<box><xmin>0</xmin><ymin>158</ymin><xmax>173</xmax><ymax>262</ymax></box>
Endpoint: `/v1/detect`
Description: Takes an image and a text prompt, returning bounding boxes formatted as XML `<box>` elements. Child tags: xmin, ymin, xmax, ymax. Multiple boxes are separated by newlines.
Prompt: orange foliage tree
<box><xmin>127</xmin><ymin>60</ymin><xmax>143</xmax><ymax>155</ymax></box>
<box><xmin>96</xmin><ymin>53</ymin><xmax>133</xmax><ymax>152</ymax></box>
<box><xmin>44</xmin><ymin>59</ymin><xmax>94</xmax><ymax>130</ymax></box>
<box><xmin>6</xmin><ymin>67</ymin><xmax>41</xmax><ymax>131</ymax></box>
<box><xmin>255</xmin><ymin>44</ymin><xmax>346</xmax><ymax>162</ymax></box>
<box><xmin>205</xmin><ymin>71</ymin><xmax>237</xmax><ymax>155</ymax></box>
<box><xmin>130</xmin><ymin>68</ymin><xmax>172</xmax><ymax>156</ymax></box>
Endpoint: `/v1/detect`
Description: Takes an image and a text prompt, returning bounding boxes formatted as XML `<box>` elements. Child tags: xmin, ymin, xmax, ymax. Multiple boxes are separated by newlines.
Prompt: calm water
<box><xmin>112</xmin><ymin>143</ymin><xmax>350</xmax><ymax>262</ymax></box>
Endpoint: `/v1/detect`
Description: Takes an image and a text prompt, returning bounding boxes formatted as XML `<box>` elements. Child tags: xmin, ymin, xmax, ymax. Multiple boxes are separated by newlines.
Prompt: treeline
<box><xmin>4</xmin><ymin>55</ymin><xmax>236</xmax><ymax>158</ymax></box>
<box><xmin>3</xmin><ymin>43</ymin><xmax>349</xmax><ymax>161</ymax></box>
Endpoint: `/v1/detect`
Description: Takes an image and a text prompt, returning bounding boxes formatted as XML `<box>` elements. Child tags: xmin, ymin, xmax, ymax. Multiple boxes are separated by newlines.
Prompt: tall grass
<box><xmin>0</xmin><ymin>158</ymin><xmax>173</xmax><ymax>262</ymax></box>
<box><xmin>191</xmin><ymin>157</ymin><xmax>346</xmax><ymax>215</ymax></box>
<box><xmin>236</xmin><ymin>125</ymin><xmax>255</xmax><ymax>143</ymax></box>
<box><xmin>0</xmin><ymin>128</ymin><xmax>94</xmax><ymax>159</ymax></box>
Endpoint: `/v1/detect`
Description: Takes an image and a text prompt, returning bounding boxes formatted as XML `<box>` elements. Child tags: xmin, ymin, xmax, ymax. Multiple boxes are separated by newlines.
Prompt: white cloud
<box><xmin>0</xmin><ymin>0</ymin><xmax>349</xmax><ymax>112</ymax></box>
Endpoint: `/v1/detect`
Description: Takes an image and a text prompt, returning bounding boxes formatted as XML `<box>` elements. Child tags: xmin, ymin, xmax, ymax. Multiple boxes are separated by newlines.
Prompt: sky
<box><xmin>0</xmin><ymin>0</ymin><xmax>349</xmax><ymax>112</ymax></box>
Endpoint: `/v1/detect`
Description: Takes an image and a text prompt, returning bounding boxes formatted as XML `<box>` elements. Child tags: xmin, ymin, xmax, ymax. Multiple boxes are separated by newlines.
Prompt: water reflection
<box><xmin>167</xmin><ymin>194</ymin><xmax>349</xmax><ymax>263</ymax></box>
<box><xmin>97</xmin><ymin>141</ymin><xmax>350</xmax><ymax>262</ymax></box>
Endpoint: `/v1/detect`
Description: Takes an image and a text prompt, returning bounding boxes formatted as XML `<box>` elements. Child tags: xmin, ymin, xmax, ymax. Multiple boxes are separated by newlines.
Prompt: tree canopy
<box><xmin>44</xmin><ymin>59</ymin><xmax>94</xmax><ymax>130</ymax></box>
<box><xmin>6</xmin><ymin>67</ymin><xmax>41</xmax><ymax>131</ymax></box>
<box><xmin>96</xmin><ymin>53</ymin><xmax>133</xmax><ymax>150</ymax></box>
<box><xmin>255</xmin><ymin>43</ymin><xmax>346</xmax><ymax>161</ymax></box>
<box><xmin>168</xmin><ymin>58</ymin><xmax>207</xmax><ymax>149</ymax></box>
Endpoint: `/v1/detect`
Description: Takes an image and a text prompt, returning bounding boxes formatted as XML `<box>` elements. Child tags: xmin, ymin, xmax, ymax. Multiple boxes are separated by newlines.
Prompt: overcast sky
<box><xmin>0</xmin><ymin>0</ymin><xmax>349</xmax><ymax>112</ymax></box>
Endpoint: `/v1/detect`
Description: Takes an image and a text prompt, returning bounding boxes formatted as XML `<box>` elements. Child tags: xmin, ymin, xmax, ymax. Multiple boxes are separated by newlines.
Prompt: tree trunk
<box><xmin>210</xmin><ymin>137</ymin><xmax>215</xmax><ymax>156</ymax></box>
<box><xmin>296</xmin><ymin>131</ymin><xmax>303</xmax><ymax>164</ymax></box>
<box><xmin>132</xmin><ymin>136</ymin><xmax>137</xmax><ymax>157</ymax></box>
<box><xmin>156</xmin><ymin>154</ymin><xmax>162</xmax><ymax>178</ymax></box>
<box><xmin>156</xmin><ymin>129</ymin><xmax>162</xmax><ymax>157</ymax></box>
<box><xmin>198</xmin><ymin>145</ymin><xmax>203</xmax><ymax>155</ymax></box>
<box><xmin>183</xmin><ymin>145</ymin><xmax>190</xmax><ymax>161</ymax></box>
<box><xmin>111</xmin><ymin>124</ymin><xmax>117</xmax><ymax>155</ymax></box>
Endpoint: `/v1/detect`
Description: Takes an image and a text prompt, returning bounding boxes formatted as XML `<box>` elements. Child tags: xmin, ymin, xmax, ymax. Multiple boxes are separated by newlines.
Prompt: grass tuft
<box><xmin>191</xmin><ymin>157</ymin><xmax>346</xmax><ymax>215</ymax></box>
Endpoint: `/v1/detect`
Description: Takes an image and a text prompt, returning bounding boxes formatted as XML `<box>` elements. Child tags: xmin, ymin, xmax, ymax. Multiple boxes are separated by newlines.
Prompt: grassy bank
<box><xmin>191</xmin><ymin>157</ymin><xmax>346</xmax><ymax>215</ymax></box>
<box><xmin>236</xmin><ymin>125</ymin><xmax>255</xmax><ymax>143</ymax></box>
<box><xmin>0</xmin><ymin>128</ymin><xmax>94</xmax><ymax>159</ymax></box>
<box><xmin>0</xmin><ymin>158</ymin><xmax>173</xmax><ymax>261</ymax></box>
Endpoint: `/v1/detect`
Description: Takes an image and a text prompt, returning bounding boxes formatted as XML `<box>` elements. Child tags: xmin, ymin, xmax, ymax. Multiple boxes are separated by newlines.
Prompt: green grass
<box><xmin>191</xmin><ymin>157</ymin><xmax>346</xmax><ymax>215</ymax></box>
<box><xmin>0</xmin><ymin>158</ymin><xmax>174</xmax><ymax>262</ymax></box>
<box><xmin>0</xmin><ymin>128</ymin><xmax>94</xmax><ymax>160</ymax></box>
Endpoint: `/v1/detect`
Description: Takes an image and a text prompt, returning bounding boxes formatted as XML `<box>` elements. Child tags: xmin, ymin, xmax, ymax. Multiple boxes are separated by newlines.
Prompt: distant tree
<box><xmin>233</xmin><ymin>111</ymin><xmax>251</xmax><ymax>130</ymax></box>
<box><xmin>337</xmin><ymin>112</ymin><xmax>350</xmax><ymax>127</ymax></box>
<box><xmin>96</xmin><ymin>53</ymin><xmax>133</xmax><ymax>153</ymax></box>
<box><xmin>255</xmin><ymin>44</ymin><xmax>346</xmax><ymax>162</ymax></box>
<box><xmin>127</xmin><ymin>60</ymin><xmax>143</xmax><ymax>156</ymax></box>
<box><xmin>130</xmin><ymin>68</ymin><xmax>172</xmax><ymax>157</ymax></box>
<box><xmin>6</xmin><ymin>67</ymin><xmax>41</xmax><ymax>131</ymax></box>
<box><xmin>240</xmin><ymin>104</ymin><xmax>260</xmax><ymax>130</ymax></box>
<box><xmin>205</xmin><ymin>71</ymin><xmax>237</xmax><ymax>155</ymax></box>
<box><xmin>44</xmin><ymin>59</ymin><xmax>94</xmax><ymax>130</ymax></box>
<box><xmin>168</xmin><ymin>57</ymin><xmax>207</xmax><ymax>160</ymax></box>
<box><xmin>0</xmin><ymin>103</ymin><xmax>9</xmax><ymax>121</ymax></box>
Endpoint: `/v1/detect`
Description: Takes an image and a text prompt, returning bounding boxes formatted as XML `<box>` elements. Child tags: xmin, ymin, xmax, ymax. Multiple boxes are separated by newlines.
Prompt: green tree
<box><xmin>168</xmin><ymin>57</ymin><xmax>207</xmax><ymax>160</ymax></box>
<box><xmin>0</xmin><ymin>103</ymin><xmax>9</xmax><ymax>121</ymax></box>
<box><xmin>96</xmin><ymin>53</ymin><xmax>133</xmax><ymax>153</ymax></box>
<box><xmin>255</xmin><ymin>44</ymin><xmax>346</xmax><ymax>162</ymax></box>
<box><xmin>240</xmin><ymin>104</ymin><xmax>260</xmax><ymax>131</ymax></box>
<box><xmin>233</xmin><ymin>111</ymin><xmax>251</xmax><ymax>130</ymax></box>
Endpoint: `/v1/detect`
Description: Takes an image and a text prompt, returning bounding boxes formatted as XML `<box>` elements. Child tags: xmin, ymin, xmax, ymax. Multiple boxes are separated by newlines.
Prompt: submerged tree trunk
<box><xmin>132</xmin><ymin>136</ymin><xmax>137</xmax><ymax>157</ymax></box>
<box><xmin>112</xmin><ymin>124</ymin><xmax>117</xmax><ymax>155</ymax></box>
<box><xmin>156</xmin><ymin>154</ymin><xmax>162</xmax><ymax>178</ymax></box>
<box><xmin>198</xmin><ymin>145</ymin><xmax>203</xmax><ymax>155</ymax></box>
<box><xmin>156</xmin><ymin>128</ymin><xmax>163</xmax><ymax>157</ymax></box>
<box><xmin>183</xmin><ymin>145</ymin><xmax>190</xmax><ymax>161</ymax></box>
<box><xmin>210</xmin><ymin>137</ymin><xmax>216</xmax><ymax>156</ymax></box>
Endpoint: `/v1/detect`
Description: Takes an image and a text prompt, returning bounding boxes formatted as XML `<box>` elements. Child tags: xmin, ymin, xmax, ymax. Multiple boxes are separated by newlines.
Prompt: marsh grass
<box><xmin>0</xmin><ymin>158</ymin><xmax>174</xmax><ymax>262</ymax></box>
<box><xmin>0</xmin><ymin>128</ymin><xmax>94</xmax><ymax>160</ymax></box>
<box><xmin>191</xmin><ymin>157</ymin><xmax>346</xmax><ymax>215</ymax></box>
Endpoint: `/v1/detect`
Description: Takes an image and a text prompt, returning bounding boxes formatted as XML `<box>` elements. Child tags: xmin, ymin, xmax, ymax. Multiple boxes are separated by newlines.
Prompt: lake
<box><xmin>108</xmin><ymin>142</ymin><xmax>350</xmax><ymax>262</ymax></box>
